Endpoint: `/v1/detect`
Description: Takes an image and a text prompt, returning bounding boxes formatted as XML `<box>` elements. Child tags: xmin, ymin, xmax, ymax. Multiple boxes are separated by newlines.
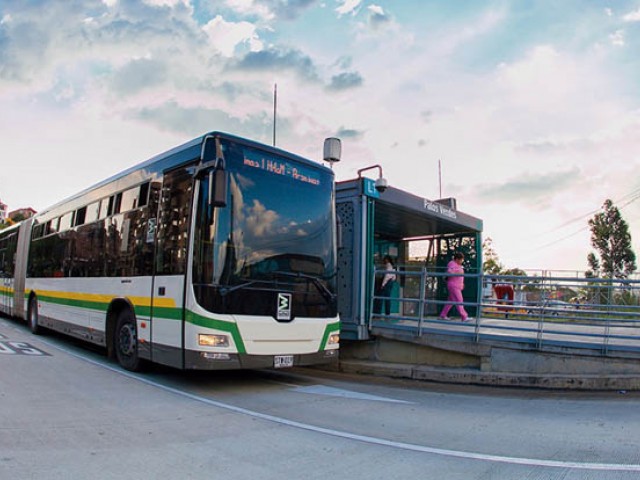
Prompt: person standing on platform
<box><xmin>380</xmin><ymin>255</ymin><xmax>397</xmax><ymax>315</ymax></box>
<box><xmin>439</xmin><ymin>252</ymin><xmax>470</xmax><ymax>322</ymax></box>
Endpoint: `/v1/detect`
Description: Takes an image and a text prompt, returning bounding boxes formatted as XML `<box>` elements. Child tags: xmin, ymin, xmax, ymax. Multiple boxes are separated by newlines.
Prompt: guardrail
<box><xmin>371</xmin><ymin>268</ymin><xmax>640</xmax><ymax>354</ymax></box>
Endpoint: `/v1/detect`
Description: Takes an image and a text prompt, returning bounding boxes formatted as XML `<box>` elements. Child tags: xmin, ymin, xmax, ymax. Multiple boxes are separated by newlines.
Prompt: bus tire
<box><xmin>28</xmin><ymin>296</ymin><xmax>42</xmax><ymax>335</ymax></box>
<box><xmin>114</xmin><ymin>309</ymin><xmax>142</xmax><ymax>372</ymax></box>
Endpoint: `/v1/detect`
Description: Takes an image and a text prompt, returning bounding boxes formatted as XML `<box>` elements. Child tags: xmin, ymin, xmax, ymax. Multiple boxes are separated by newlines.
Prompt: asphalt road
<box><xmin>2</xmin><ymin>315</ymin><xmax>640</xmax><ymax>480</ymax></box>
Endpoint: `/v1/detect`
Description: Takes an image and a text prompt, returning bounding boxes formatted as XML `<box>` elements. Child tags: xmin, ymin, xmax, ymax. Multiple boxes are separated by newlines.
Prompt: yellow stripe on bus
<box><xmin>33</xmin><ymin>289</ymin><xmax>177</xmax><ymax>308</ymax></box>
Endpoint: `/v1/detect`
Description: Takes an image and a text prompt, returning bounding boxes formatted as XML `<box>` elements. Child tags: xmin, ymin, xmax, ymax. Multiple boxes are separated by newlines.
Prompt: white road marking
<box><xmin>291</xmin><ymin>385</ymin><xmax>413</xmax><ymax>403</ymax></box>
<box><xmin>19</xmin><ymin>331</ymin><xmax>640</xmax><ymax>473</ymax></box>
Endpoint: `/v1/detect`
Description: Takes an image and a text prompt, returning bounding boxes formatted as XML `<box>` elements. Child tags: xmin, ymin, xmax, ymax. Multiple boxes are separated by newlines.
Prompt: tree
<box><xmin>587</xmin><ymin>199</ymin><xmax>636</xmax><ymax>279</ymax></box>
<box><xmin>502</xmin><ymin>267</ymin><xmax>527</xmax><ymax>276</ymax></box>
<box><xmin>0</xmin><ymin>218</ymin><xmax>14</xmax><ymax>230</ymax></box>
<box><xmin>482</xmin><ymin>237</ymin><xmax>503</xmax><ymax>274</ymax></box>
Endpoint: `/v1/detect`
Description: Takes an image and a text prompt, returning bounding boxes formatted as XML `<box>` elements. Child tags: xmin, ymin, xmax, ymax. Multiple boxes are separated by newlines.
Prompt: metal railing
<box><xmin>371</xmin><ymin>267</ymin><xmax>640</xmax><ymax>354</ymax></box>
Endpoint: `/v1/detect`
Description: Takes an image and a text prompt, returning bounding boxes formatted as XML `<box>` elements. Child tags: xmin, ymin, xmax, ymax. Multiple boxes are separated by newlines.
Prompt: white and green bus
<box><xmin>0</xmin><ymin>132</ymin><xmax>340</xmax><ymax>371</ymax></box>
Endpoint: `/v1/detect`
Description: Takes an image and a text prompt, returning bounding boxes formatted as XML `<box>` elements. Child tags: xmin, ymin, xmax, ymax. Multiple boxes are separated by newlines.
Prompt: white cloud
<box><xmin>610</xmin><ymin>29</ymin><xmax>625</xmax><ymax>46</ymax></box>
<box><xmin>622</xmin><ymin>8</ymin><xmax>640</xmax><ymax>22</ymax></box>
<box><xmin>493</xmin><ymin>44</ymin><xmax>614</xmax><ymax>136</ymax></box>
<box><xmin>143</xmin><ymin>0</ymin><xmax>191</xmax><ymax>7</ymax></box>
<box><xmin>335</xmin><ymin>0</ymin><xmax>361</xmax><ymax>17</ymax></box>
<box><xmin>203</xmin><ymin>15</ymin><xmax>263</xmax><ymax>57</ymax></box>
<box><xmin>367</xmin><ymin>4</ymin><xmax>384</xmax><ymax>16</ymax></box>
<box><xmin>225</xmin><ymin>0</ymin><xmax>274</xmax><ymax>20</ymax></box>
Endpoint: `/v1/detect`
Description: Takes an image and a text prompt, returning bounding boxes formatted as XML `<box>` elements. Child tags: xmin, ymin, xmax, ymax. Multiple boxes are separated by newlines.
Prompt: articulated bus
<box><xmin>0</xmin><ymin>132</ymin><xmax>340</xmax><ymax>371</ymax></box>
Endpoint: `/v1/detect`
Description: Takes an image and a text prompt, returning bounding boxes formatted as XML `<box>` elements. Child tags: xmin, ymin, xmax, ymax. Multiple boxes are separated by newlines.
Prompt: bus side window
<box><xmin>113</xmin><ymin>193</ymin><xmax>123</xmax><ymax>215</ymax></box>
<box><xmin>75</xmin><ymin>207</ymin><xmax>87</xmax><ymax>227</ymax></box>
<box><xmin>138</xmin><ymin>182</ymin><xmax>150</xmax><ymax>208</ymax></box>
<box><xmin>106</xmin><ymin>196</ymin><xmax>115</xmax><ymax>217</ymax></box>
<box><xmin>32</xmin><ymin>223</ymin><xmax>44</xmax><ymax>240</ymax></box>
<box><xmin>46</xmin><ymin>218</ymin><xmax>59</xmax><ymax>235</ymax></box>
<box><xmin>156</xmin><ymin>167</ymin><xmax>194</xmax><ymax>275</ymax></box>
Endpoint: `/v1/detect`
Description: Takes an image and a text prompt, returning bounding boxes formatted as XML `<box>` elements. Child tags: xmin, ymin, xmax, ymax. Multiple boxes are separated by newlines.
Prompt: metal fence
<box><xmin>371</xmin><ymin>267</ymin><xmax>640</xmax><ymax>354</ymax></box>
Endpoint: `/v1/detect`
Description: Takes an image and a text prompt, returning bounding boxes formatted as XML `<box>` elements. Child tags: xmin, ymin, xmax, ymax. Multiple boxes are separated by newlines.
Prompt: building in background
<box><xmin>0</xmin><ymin>200</ymin><xmax>7</xmax><ymax>223</ymax></box>
<box><xmin>8</xmin><ymin>207</ymin><xmax>37</xmax><ymax>221</ymax></box>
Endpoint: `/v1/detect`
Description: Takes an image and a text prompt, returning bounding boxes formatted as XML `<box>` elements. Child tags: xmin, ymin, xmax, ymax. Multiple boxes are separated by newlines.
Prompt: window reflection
<box><xmin>193</xmin><ymin>140</ymin><xmax>337</xmax><ymax>318</ymax></box>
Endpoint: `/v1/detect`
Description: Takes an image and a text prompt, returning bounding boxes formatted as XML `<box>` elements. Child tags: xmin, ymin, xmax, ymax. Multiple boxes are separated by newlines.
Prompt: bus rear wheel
<box><xmin>114</xmin><ymin>310</ymin><xmax>142</xmax><ymax>372</ymax></box>
<box><xmin>28</xmin><ymin>296</ymin><xmax>42</xmax><ymax>335</ymax></box>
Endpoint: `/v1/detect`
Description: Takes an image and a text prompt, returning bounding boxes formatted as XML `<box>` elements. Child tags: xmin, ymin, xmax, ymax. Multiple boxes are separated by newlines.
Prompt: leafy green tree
<box><xmin>502</xmin><ymin>268</ymin><xmax>526</xmax><ymax>276</ymax></box>
<box><xmin>0</xmin><ymin>218</ymin><xmax>14</xmax><ymax>230</ymax></box>
<box><xmin>482</xmin><ymin>237</ymin><xmax>503</xmax><ymax>274</ymax></box>
<box><xmin>587</xmin><ymin>199</ymin><xmax>636</xmax><ymax>279</ymax></box>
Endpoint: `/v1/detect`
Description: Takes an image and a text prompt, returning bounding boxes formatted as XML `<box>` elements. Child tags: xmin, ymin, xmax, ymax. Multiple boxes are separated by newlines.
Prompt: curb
<box><xmin>339</xmin><ymin>360</ymin><xmax>640</xmax><ymax>391</ymax></box>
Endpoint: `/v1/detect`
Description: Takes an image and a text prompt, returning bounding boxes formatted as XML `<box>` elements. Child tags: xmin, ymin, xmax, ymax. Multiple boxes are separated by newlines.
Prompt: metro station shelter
<box><xmin>336</xmin><ymin>177</ymin><xmax>483</xmax><ymax>340</ymax></box>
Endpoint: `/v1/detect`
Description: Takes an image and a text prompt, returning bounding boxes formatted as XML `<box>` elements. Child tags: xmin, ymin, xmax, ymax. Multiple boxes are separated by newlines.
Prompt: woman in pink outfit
<box><xmin>439</xmin><ymin>252</ymin><xmax>469</xmax><ymax>321</ymax></box>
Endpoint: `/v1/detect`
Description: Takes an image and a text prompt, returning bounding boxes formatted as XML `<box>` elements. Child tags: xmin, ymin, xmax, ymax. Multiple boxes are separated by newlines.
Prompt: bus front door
<box><xmin>150</xmin><ymin>166</ymin><xmax>195</xmax><ymax>369</ymax></box>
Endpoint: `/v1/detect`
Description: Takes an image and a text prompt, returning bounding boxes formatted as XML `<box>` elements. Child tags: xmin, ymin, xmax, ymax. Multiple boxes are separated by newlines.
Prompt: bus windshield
<box><xmin>193</xmin><ymin>139</ymin><xmax>337</xmax><ymax>319</ymax></box>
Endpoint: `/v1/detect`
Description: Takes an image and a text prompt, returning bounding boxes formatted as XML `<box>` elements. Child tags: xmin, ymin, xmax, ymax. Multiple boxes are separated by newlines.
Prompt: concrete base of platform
<box><xmin>337</xmin><ymin>334</ymin><xmax>640</xmax><ymax>390</ymax></box>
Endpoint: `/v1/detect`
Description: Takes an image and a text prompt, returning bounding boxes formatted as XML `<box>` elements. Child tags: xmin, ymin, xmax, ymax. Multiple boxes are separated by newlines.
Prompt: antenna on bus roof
<box><xmin>273</xmin><ymin>83</ymin><xmax>277</xmax><ymax>147</ymax></box>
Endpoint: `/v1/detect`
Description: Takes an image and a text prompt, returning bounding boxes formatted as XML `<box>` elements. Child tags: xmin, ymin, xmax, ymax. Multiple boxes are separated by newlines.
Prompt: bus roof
<box><xmin>33</xmin><ymin>131</ymin><xmax>333</xmax><ymax>220</ymax></box>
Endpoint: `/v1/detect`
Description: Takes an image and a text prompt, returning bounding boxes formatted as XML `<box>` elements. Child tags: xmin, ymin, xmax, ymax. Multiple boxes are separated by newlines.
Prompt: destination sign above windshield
<box><xmin>243</xmin><ymin>150</ymin><xmax>321</xmax><ymax>186</ymax></box>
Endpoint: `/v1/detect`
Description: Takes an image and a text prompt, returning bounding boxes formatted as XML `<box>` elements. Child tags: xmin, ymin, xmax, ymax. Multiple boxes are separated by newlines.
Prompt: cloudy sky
<box><xmin>1</xmin><ymin>0</ymin><xmax>639</xmax><ymax>272</ymax></box>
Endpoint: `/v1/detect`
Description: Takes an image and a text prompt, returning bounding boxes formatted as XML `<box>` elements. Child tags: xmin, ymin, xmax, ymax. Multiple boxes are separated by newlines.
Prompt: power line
<box><xmin>532</xmin><ymin>190</ymin><xmax>640</xmax><ymax>252</ymax></box>
<box><xmin>532</xmin><ymin>225</ymin><xmax>590</xmax><ymax>251</ymax></box>
<box><xmin>541</xmin><ymin>185</ymin><xmax>640</xmax><ymax>234</ymax></box>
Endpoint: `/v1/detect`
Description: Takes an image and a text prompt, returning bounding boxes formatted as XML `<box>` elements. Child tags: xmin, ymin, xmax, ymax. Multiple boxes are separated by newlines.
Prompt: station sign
<box><xmin>362</xmin><ymin>178</ymin><xmax>380</xmax><ymax>198</ymax></box>
<box><xmin>423</xmin><ymin>199</ymin><xmax>457</xmax><ymax>220</ymax></box>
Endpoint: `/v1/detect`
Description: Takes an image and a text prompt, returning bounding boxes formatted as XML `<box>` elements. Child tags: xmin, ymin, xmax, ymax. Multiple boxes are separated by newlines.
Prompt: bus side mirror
<box><xmin>208</xmin><ymin>167</ymin><xmax>227</xmax><ymax>208</ymax></box>
<box><xmin>199</xmin><ymin>135</ymin><xmax>227</xmax><ymax>207</ymax></box>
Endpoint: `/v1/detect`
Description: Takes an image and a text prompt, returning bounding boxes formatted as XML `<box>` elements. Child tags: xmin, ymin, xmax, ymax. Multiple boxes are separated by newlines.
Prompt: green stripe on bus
<box><xmin>320</xmin><ymin>321</ymin><xmax>340</xmax><ymax>350</ymax></box>
<box><xmin>185</xmin><ymin>310</ymin><xmax>246</xmax><ymax>354</ymax></box>
<box><xmin>36</xmin><ymin>295</ymin><xmax>183</xmax><ymax>321</ymax></box>
<box><xmin>37</xmin><ymin>294</ymin><xmax>109</xmax><ymax>311</ymax></box>
<box><xmin>133</xmin><ymin>305</ymin><xmax>183</xmax><ymax>320</ymax></box>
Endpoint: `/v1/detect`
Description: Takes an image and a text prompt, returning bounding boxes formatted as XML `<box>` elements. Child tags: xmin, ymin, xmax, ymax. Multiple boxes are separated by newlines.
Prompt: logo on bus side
<box><xmin>277</xmin><ymin>293</ymin><xmax>292</xmax><ymax>321</ymax></box>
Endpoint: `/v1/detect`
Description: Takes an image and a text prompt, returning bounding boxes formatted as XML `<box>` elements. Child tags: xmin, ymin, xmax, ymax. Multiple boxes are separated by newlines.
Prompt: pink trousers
<box><xmin>439</xmin><ymin>286</ymin><xmax>468</xmax><ymax>320</ymax></box>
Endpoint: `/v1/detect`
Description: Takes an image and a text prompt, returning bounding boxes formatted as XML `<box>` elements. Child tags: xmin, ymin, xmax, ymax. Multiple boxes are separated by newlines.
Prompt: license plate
<box><xmin>274</xmin><ymin>355</ymin><xmax>294</xmax><ymax>368</ymax></box>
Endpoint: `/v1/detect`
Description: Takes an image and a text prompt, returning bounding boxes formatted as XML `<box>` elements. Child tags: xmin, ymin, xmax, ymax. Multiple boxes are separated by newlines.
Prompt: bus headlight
<box><xmin>199</xmin><ymin>334</ymin><xmax>229</xmax><ymax>347</ymax></box>
<box><xmin>328</xmin><ymin>333</ymin><xmax>340</xmax><ymax>345</ymax></box>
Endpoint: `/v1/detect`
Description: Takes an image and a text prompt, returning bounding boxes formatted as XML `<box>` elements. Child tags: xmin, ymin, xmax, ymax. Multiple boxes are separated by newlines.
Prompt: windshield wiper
<box><xmin>271</xmin><ymin>270</ymin><xmax>337</xmax><ymax>303</ymax></box>
<box><xmin>218</xmin><ymin>280</ymin><xmax>261</xmax><ymax>297</ymax></box>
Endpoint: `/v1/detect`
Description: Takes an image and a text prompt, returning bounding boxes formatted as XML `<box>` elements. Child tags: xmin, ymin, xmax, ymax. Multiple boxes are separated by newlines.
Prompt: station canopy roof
<box><xmin>337</xmin><ymin>179</ymin><xmax>483</xmax><ymax>240</ymax></box>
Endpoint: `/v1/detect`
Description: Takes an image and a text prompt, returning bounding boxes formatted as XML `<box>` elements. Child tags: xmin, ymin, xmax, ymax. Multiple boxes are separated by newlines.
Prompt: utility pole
<box><xmin>438</xmin><ymin>159</ymin><xmax>442</xmax><ymax>198</ymax></box>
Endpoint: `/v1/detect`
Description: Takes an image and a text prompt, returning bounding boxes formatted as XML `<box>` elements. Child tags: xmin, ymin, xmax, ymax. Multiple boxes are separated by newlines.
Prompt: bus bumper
<box><xmin>184</xmin><ymin>348</ymin><xmax>339</xmax><ymax>370</ymax></box>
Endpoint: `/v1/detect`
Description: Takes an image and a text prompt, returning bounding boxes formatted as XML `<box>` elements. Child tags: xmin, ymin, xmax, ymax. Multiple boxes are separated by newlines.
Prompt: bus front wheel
<box><xmin>114</xmin><ymin>310</ymin><xmax>142</xmax><ymax>372</ymax></box>
<box><xmin>28</xmin><ymin>296</ymin><xmax>42</xmax><ymax>335</ymax></box>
